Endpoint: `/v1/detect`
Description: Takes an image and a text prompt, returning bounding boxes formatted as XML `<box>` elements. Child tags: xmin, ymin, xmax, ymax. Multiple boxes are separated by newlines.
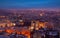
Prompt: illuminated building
<box><xmin>31</xmin><ymin>20</ymin><xmax>47</xmax><ymax>31</ymax></box>
<box><xmin>0</xmin><ymin>21</ymin><xmax>14</xmax><ymax>28</ymax></box>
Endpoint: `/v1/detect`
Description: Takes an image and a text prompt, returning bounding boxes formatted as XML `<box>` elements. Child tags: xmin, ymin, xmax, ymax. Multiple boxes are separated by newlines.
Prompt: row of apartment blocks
<box><xmin>0</xmin><ymin>15</ymin><xmax>55</xmax><ymax>29</ymax></box>
<box><xmin>0</xmin><ymin>15</ymin><xmax>59</xmax><ymax>38</ymax></box>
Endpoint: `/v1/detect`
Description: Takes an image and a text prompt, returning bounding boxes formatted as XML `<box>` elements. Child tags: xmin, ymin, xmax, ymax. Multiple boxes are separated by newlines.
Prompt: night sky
<box><xmin>0</xmin><ymin>0</ymin><xmax>60</xmax><ymax>9</ymax></box>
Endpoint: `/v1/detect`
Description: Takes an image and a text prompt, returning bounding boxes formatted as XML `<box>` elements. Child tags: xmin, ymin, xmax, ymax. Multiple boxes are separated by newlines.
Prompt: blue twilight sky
<box><xmin>0</xmin><ymin>0</ymin><xmax>60</xmax><ymax>9</ymax></box>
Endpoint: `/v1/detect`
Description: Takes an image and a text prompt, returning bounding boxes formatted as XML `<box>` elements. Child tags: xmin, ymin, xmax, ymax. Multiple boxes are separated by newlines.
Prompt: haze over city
<box><xmin>0</xmin><ymin>0</ymin><xmax>60</xmax><ymax>38</ymax></box>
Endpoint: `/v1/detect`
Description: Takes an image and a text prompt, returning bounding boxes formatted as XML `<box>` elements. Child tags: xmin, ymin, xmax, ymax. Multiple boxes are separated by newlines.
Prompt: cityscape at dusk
<box><xmin>0</xmin><ymin>0</ymin><xmax>60</xmax><ymax>38</ymax></box>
